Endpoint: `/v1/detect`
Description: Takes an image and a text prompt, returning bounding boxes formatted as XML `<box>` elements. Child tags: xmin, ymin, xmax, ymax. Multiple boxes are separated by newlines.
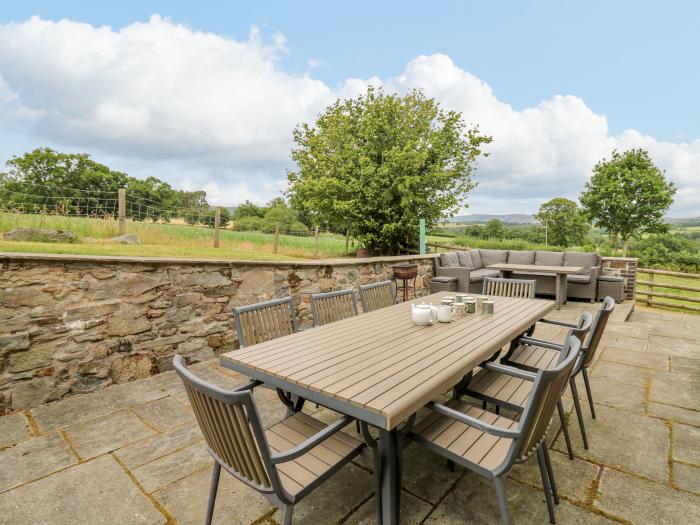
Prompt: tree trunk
<box><xmin>622</xmin><ymin>236</ymin><xmax>629</xmax><ymax>257</ymax></box>
<box><xmin>610</xmin><ymin>233</ymin><xmax>618</xmax><ymax>256</ymax></box>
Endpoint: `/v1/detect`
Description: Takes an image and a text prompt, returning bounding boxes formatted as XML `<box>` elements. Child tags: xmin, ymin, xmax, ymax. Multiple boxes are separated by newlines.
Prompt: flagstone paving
<box><xmin>0</xmin><ymin>302</ymin><xmax>699</xmax><ymax>524</ymax></box>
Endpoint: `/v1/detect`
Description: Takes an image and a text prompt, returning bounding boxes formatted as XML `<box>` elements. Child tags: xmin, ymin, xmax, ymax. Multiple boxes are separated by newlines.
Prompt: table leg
<box><xmin>555</xmin><ymin>273</ymin><xmax>562</xmax><ymax>310</ymax></box>
<box><xmin>377</xmin><ymin>428</ymin><xmax>401</xmax><ymax>525</ymax></box>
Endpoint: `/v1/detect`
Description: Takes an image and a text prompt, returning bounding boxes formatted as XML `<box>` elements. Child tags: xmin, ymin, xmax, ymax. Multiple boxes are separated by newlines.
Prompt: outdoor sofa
<box><xmin>435</xmin><ymin>248</ymin><xmax>601</xmax><ymax>301</ymax></box>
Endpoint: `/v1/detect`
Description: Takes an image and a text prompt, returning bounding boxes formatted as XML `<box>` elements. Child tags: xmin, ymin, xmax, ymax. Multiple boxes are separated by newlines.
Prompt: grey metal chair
<box><xmin>358</xmin><ymin>280</ymin><xmax>394</xmax><ymax>313</ymax></box>
<box><xmin>482</xmin><ymin>277</ymin><xmax>536</xmax><ymax>299</ymax></box>
<box><xmin>233</xmin><ymin>297</ymin><xmax>299</xmax><ymax>348</ymax></box>
<box><xmin>173</xmin><ymin>355</ymin><xmax>366</xmax><ymax>525</ymax></box>
<box><xmin>310</xmin><ymin>289</ymin><xmax>358</xmax><ymax>327</ymax></box>
<box><xmin>410</xmin><ymin>335</ymin><xmax>582</xmax><ymax>525</ymax></box>
<box><xmin>458</xmin><ymin>311</ymin><xmax>594</xmax><ymax>460</ymax></box>
<box><xmin>501</xmin><ymin>297</ymin><xmax>615</xmax><ymax>449</ymax></box>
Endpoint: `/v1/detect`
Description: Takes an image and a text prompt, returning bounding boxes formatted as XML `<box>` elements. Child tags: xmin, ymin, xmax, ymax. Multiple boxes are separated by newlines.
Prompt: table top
<box><xmin>487</xmin><ymin>263</ymin><xmax>584</xmax><ymax>274</ymax></box>
<box><xmin>221</xmin><ymin>292</ymin><xmax>554</xmax><ymax>430</ymax></box>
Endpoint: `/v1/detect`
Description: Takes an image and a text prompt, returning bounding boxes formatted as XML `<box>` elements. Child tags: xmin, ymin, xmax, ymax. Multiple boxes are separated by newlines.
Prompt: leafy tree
<box><xmin>263</xmin><ymin>202</ymin><xmax>308</xmax><ymax>233</ymax></box>
<box><xmin>483</xmin><ymin>219</ymin><xmax>506</xmax><ymax>239</ymax></box>
<box><xmin>287</xmin><ymin>86</ymin><xmax>491</xmax><ymax>255</ymax></box>
<box><xmin>580</xmin><ymin>149</ymin><xmax>676</xmax><ymax>256</ymax></box>
<box><xmin>233</xmin><ymin>200</ymin><xmax>265</xmax><ymax>219</ymax></box>
<box><xmin>266</xmin><ymin>197</ymin><xmax>287</xmax><ymax>208</ymax></box>
<box><xmin>176</xmin><ymin>190</ymin><xmax>208</xmax><ymax>209</ymax></box>
<box><xmin>534</xmin><ymin>198</ymin><xmax>589</xmax><ymax>247</ymax></box>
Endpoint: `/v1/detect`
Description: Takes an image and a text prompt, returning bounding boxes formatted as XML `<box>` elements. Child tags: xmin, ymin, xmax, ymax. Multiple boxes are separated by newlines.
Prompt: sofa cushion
<box><xmin>456</xmin><ymin>250</ymin><xmax>474</xmax><ymax>269</ymax></box>
<box><xmin>508</xmin><ymin>250</ymin><xmax>535</xmax><ymax>265</ymax></box>
<box><xmin>440</xmin><ymin>252</ymin><xmax>460</xmax><ymax>268</ymax></box>
<box><xmin>567</xmin><ymin>274</ymin><xmax>591</xmax><ymax>285</ymax></box>
<box><xmin>479</xmin><ymin>249</ymin><xmax>508</xmax><ymax>267</ymax></box>
<box><xmin>534</xmin><ymin>250</ymin><xmax>565</xmax><ymax>267</ymax></box>
<box><xmin>564</xmin><ymin>251</ymin><xmax>598</xmax><ymax>271</ymax></box>
<box><xmin>469</xmin><ymin>249</ymin><xmax>483</xmax><ymax>270</ymax></box>
<box><xmin>469</xmin><ymin>268</ymin><xmax>500</xmax><ymax>283</ymax></box>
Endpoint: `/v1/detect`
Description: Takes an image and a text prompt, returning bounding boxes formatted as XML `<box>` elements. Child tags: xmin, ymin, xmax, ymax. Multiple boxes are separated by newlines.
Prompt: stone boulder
<box><xmin>3</xmin><ymin>228</ymin><xmax>77</xmax><ymax>243</ymax></box>
<box><xmin>105</xmin><ymin>234</ymin><xmax>140</xmax><ymax>245</ymax></box>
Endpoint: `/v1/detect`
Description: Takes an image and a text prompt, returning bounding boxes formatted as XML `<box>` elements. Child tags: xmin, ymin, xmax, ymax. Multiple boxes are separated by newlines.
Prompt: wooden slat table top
<box><xmin>487</xmin><ymin>263</ymin><xmax>584</xmax><ymax>274</ymax></box>
<box><xmin>221</xmin><ymin>292</ymin><xmax>555</xmax><ymax>430</ymax></box>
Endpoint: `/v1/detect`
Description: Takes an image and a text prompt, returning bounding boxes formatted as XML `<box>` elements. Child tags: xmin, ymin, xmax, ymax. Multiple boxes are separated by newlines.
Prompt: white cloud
<box><xmin>0</xmin><ymin>17</ymin><xmax>697</xmax><ymax>215</ymax></box>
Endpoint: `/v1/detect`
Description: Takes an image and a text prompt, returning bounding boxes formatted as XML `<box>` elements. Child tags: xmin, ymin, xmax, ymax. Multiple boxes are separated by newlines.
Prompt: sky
<box><xmin>0</xmin><ymin>1</ymin><xmax>698</xmax><ymax>216</ymax></box>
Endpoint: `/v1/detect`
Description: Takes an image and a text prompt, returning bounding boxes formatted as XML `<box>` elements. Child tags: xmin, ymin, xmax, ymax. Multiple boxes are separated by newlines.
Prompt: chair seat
<box><xmin>412</xmin><ymin>400</ymin><xmax>517</xmax><ymax>471</ymax></box>
<box><xmin>502</xmin><ymin>344</ymin><xmax>560</xmax><ymax>372</ymax></box>
<box><xmin>469</xmin><ymin>268</ymin><xmax>500</xmax><ymax>283</ymax></box>
<box><xmin>464</xmin><ymin>367</ymin><xmax>534</xmax><ymax>410</ymax></box>
<box><xmin>265</xmin><ymin>412</ymin><xmax>364</xmax><ymax>496</ymax></box>
<box><xmin>567</xmin><ymin>274</ymin><xmax>591</xmax><ymax>285</ymax></box>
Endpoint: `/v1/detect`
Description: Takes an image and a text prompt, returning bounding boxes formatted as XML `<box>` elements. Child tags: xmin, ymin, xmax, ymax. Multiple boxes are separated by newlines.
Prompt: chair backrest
<box><xmin>359</xmin><ymin>280</ymin><xmax>394</xmax><ymax>313</ymax></box>
<box><xmin>580</xmin><ymin>296</ymin><xmax>615</xmax><ymax>369</ymax></box>
<box><xmin>512</xmin><ymin>335</ymin><xmax>581</xmax><ymax>463</ymax></box>
<box><xmin>482</xmin><ymin>277</ymin><xmax>536</xmax><ymax>299</ymax></box>
<box><xmin>172</xmin><ymin>355</ymin><xmax>278</xmax><ymax>495</ymax></box>
<box><xmin>310</xmin><ymin>289</ymin><xmax>358</xmax><ymax>327</ymax></box>
<box><xmin>233</xmin><ymin>297</ymin><xmax>298</xmax><ymax>348</ymax></box>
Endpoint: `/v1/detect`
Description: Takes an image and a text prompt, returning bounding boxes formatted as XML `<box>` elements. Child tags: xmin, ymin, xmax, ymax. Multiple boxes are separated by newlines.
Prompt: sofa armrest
<box><xmin>435</xmin><ymin>266</ymin><xmax>471</xmax><ymax>293</ymax></box>
<box><xmin>589</xmin><ymin>266</ymin><xmax>600</xmax><ymax>280</ymax></box>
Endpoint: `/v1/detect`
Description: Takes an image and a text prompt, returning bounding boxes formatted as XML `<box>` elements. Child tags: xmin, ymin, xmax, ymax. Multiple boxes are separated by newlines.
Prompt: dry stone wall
<box><xmin>0</xmin><ymin>253</ymin><xmax>436</xmax><ymax>413</ymax></box>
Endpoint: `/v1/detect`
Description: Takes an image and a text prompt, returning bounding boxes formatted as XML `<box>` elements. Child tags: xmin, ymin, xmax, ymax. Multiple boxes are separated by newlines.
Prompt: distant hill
<box><xmin>452</xmin><ymin>214</ymin><xmax>536</xmax><ymax>224</ymax></box>
<box><xmin>666</xmin><ymin>217</ymin><xmax>700</xmax><ymax>227</ymax></box>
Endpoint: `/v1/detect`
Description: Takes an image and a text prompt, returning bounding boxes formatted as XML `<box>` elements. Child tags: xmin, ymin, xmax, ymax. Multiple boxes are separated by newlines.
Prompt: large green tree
<box><xmin>483</xmin><ymin>218</ymin><xmax>506</xmax><ymax>239</ymax></box>
<box><xmin>534</xmin><ymin>198</ymin><xmax>589</xmax><ymax>247</ymax></box>
<box><xmin>287</xmin><ymin>87</ymin><xmax>491</xmax><ymax>254</ymax></box>
<box><xmin>580</xmin><ymin>149</ymin><xmax>676</xmax><ymax>255</ymax></box>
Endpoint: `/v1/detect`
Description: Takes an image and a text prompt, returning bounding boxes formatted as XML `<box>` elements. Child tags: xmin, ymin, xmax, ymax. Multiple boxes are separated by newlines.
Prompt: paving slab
<box><xmin>647</xmin><ymin>401</ymin><xmax>700</xmax><ymax>426</ymax></box>
<box><xmin>591</xmin><ymin>360</ymin><xmax>650</xmax><ymax>388</ymax></box>
<box><xmin>566</xmin><ymin>375</ymin><xmax>647</xmax><ymax>413</ymax></box>
<box><xmin>0</xmin><ymin>455</ymin><xmax>165</xmax><ymax>525</ymax></box>
<box><xmin>600</xmin><ymin>346</ymin><xmax>669</xmax><ymax>370</ymax></box>
<box><xmin>0</xmin><ymin>431</ymin><xmax>76</xmax><ymax>493</ymax></box>
<box><xmin>673</xmin><ymin>422</ymin><xmax>700</xmax><ymax>465</ymax></box>
<box><xmin>674</xmin><ymin>462</ymin><xmax>700</xmax><ymax>494</ymax></box>
<box><xmin>610</xmin><ymin>335</ymin><xmax>648</xmax><ymax>351</ymax></box>
<box><xmin>131</xmin><ymin>396</ymin><xmax>193</xmax><ymax>432</ymax></box>
<box><xmin>115</xmin><ymin>423</ymin><xmax>203</xmax><ymax>469</ymax></box>
<box><xmin>344</xmin><ymin>490</ymin><xmax>432</xmax><ymax>524</ymax></box>
<box><xmin>650</xmin><ymin>324</ymin><xmax>699</xmax><ymax>340</ymax></box>
<box><xmin>671</xmin><ymin>355</ymin><xmax>700</xmax><ymax>375</ymax></box>
<box><xmin>64</xmin><ymin>409</ymin><xmax>157</xmax><ymax>459</ymax></box>
<box><xmin>153</xmin><ymin>463</ymin><xmax>271</xmax><ymax>525</ymax></box>
<box><xmin>132</xmin><ymin>442</ymin><xmax>213</xmax><ymax>493</ymax></box>
<box><xmin>595</xmin><ymin>467</ymin><xmax>700</xmax><ymax>524</ymax></box>
<box><xmin>401</xmin><ymin>443</ymin><xmax>464</xmax><ymax>504</ymax></box>
<box><xmin>552</xmin><ymin>404</ymin><xmax>670</xmax><ymax>482</ymax></box>
<box><xmin>0</xmin><ymin>411</ymin><xmax>32</xmax><ymax>448</ymax></box>
<box><xmin>650</xmin><ymin>370</ymin><xmax>700</xmax><ymax>411</ymax></box>
<box><xmin>648</xmin><ymin>335</ymin><xmax>700</xmax><ymax>358</ymax></box>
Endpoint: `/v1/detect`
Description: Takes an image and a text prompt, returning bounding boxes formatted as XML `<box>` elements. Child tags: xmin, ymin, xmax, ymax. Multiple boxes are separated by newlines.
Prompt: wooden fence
<box><xmin>636</xmin><ymin>268</ymin><xmax>700</xmax><ymax>312</ymax></box>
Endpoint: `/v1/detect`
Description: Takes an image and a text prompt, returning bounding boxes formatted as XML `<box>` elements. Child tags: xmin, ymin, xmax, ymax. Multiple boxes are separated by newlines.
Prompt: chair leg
<box><xmin>557</xmin><ymin>400</ymin><xmax>573</xmax><ymax>460</ymax></box>
<box><xmin>205</xmin><ymin>462</ymin><xmax>221</xmax><ymax>525</ymax></box>
<box><xmin>582</xmin><ymin>368</ymin><xmax>596</xmax><ymax>419</ymax></box>
<box><xmin>446</xmin><ymin>459</ymin><xmax>455</xmax><ymax>472</ymax></box>
<box><xmin>281</xmin><ymin>504</ymin><xmax>294</xmax><ymax>525</ymax></box>
<box><xmin>542</xmin><ymin>443</ymin><xmax>559</xmax><ymax>505</ymax></box>
<box><xmin>569</xmin><ymin>377</ymin><xmax>589</xmax><ymax>449</ymax></box>
<box><xmin>356</xmin><ymin>420</ymin><xmax>361</xmax><ymax>433</ymax></box>
<box><xmin>495</xmin><ymin>405</ymin><xmax>500</xmax><ymax>415</ymax></box>
<box><xmin>482</xmin><ymin>400</ymin><xmax>487</xmax><ymax>410</ymax></box>
<box><xmin>493</xmin><ymin>476</ymin><xmax>511</xmax><ymax>525</ymax></box>
<box><xmin>537</xmin><ymin>445</ymin><xmax>556</xmax><ymax>524</ymax></box>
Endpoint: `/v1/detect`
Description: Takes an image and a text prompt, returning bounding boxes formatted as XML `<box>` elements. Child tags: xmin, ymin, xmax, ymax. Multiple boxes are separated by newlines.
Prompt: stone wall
<box><xmin>601</xmin><ymin>256</ymin><xmax>638</xmax><ymax>301</ymax></box>
<box><xmin>0</xmin><ymin>253</ymin><xmax>436</xmax><ymax>413</ymax></box>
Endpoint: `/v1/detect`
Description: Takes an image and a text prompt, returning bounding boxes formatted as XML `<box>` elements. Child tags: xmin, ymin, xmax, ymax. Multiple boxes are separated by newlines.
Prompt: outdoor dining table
<box><xmin>220</xmin><ymin>292</ymin><xmax>555</xmax><ymax>524</ymax></box>
<box><xmin>487</xmin><ymin>263</ymin><xmax>584</xmax><ymax>310</ymax></box>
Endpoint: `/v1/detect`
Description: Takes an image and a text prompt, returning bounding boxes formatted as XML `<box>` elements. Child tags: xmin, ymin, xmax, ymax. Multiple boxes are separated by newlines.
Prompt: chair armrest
<box><xmin>539</xmin><ymin>318</ymin><xmax>578</xmax><ymax>329</ymax></box>
<box><xmin>425</xmin><ymin>402</ymin><xmax>519</xmax><ymax>439</ymax></box>
<box><xmin>590</xmin><ymin>266</ymin><xmax>600</xmax><ymax>279</ymax></box>
<box><xmin>517</xmin><ymin>336</ymin><xmax>564</xmax><ymax>352</ymax></box>
<box><xmin>483</xmin><ymin>362</ymin><xmax>536</xmax><ymax>381</ymax></box>
<box><xmin>232</xmin><ymin>380</ymin><xmax>264</xmax><ymax>392</ymax></box>
<box><xmin>270</xmin><ymin>415</ymin><xmax>356</xmax><ymax>463</ymax></box>
<box><xmin>435</xmin><ymin>267</ymin><xmax>471</xmax><ymax>292</ymax></box>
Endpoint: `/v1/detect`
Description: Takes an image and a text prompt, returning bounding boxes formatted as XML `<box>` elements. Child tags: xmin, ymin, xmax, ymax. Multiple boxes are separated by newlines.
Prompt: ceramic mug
<box><xmin>437</xmin><ymin>303</ymin><xmax>455</xmax><ymax>322</ymax></box>
<box><xmin>464</xmin><ymin>299</ymin><xmax>476</xmax><ymax>314</ymax></box>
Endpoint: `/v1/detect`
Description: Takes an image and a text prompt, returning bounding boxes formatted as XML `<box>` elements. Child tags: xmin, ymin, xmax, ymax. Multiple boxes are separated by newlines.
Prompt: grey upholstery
<box><xmin>567</xmin><ymin>274</ymin><xmax>591</xmax><ymax>285</ymax></box>
<box><xmin>469</xmin><ymin>268</ymin><xmax>500</xmax><ymax>283</ymax></box>
<box><xmin>480</xmin><ymin>249</ymin><xmax>509</xmax><ymax>267</ymax></box>
<box><xmin>457</xmin><ymin>250</ymin><xmax>474</xmax><ymax>268</ymax></box>
<box><xmin>563</xmin><ymin>251</ymin><xmax>598</xmax><ymax>270</ymax></box>
<box><xmin>470</xmin><ymin>249</ymin><xmax>483</xmax><ymax>269</ymax></box>
<box><xmin>534</xmin><ymin>251</ymin><xmax>565</xmax><ymax>266</ymax></box>
<box><xmin>440</xmin><ymin>252</ymin><xmax>460</xmax><ymax>267</ymax></box>
<box><xmin>508</xmin><ymin>250</ymin><xmax>536</xmax><ymax>265</ymax></box>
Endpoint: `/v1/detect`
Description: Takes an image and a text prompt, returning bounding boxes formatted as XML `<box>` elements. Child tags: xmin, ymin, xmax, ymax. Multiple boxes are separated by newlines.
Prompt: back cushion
<box><xmin>469</xmin><ymin>249</ymin><xmax>483</xmax><ymax>269</ymax></box>
<box><xmin>508</xmin><ymin>250</ymin><xmax>535</xmax><ymax>265</ymax></box>
<box><xmin>440</xmin><ymin>252</ymin><xmax>460</xmax><ymax>267</ymax></box>
<box><xmin>479</xmin><ymin>249</ymin><xmax>508</xmax><ymax>267</ymax></box>
<box><xmin>534</xmin><ymin>250</ymin><xmax>565</xmax><ymax>266</ymax></box>
<box><xmin>564</xmin><ymin>251</ymin><xmax>598</xmax><ymax>270</ymax></box>
<box><xmin>456</xmin><ymin>250</ymin><xmax>474</xmax><ymax>268</ymax></box>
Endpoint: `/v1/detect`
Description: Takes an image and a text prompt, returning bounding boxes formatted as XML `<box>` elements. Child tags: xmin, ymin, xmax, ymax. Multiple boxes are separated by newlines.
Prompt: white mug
<box><xmin>437</xmin><ymin>303</ymin><xmax>454</xmax><ymax>323</ymax></box>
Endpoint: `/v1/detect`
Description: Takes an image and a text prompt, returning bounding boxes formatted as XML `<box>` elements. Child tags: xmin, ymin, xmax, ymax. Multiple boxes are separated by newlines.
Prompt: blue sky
<box><xmin>0</xmin><ymin>1</ymin><xmax>698</xmax><ymax>215</ymax></box>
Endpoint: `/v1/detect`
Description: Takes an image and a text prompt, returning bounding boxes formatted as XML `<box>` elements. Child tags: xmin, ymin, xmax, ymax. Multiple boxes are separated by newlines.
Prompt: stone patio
<box><xmin>1</xmin><ymin>301</ymin><xmax>699</xmax><ymax>524</ymax></box>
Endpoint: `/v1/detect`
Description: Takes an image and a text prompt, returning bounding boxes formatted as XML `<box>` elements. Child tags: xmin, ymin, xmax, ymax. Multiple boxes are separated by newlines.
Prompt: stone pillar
<box><xmin>601</xmin><ymin>257</ymin><xmax>638</xmax><ymax>301</ymax></box>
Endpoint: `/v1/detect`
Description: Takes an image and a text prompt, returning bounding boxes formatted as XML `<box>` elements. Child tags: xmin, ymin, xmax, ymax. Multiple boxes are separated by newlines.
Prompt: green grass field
<box><xmin>636</xmin><ymin>270</ymin><xmax>700</xmax><ymax>313</ymax></box>
<box><xmin>0</xmin><ymin>212</ymin><xmax>350</xmax><ymax>259</ymax></box>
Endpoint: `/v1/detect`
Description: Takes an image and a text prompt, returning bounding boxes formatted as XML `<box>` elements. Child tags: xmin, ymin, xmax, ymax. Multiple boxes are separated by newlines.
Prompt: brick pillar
<box><xmin>601</xmin><ymin>257</ymin><xmax>638</xmax><ymax>301</ymax></box>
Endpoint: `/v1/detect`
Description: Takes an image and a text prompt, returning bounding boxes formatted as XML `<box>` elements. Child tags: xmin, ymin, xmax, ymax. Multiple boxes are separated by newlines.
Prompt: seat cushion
<box><xmin>563</xmin><ymin>251</ymin><xmax>598</xmax><ymax>271</ymax></box>
<box><xmin>440</xmin><ymin>252</ymin><xmax>460</xmax><ymax>268</ymax></box>
<box><xmin>534</xmin><ymin>250</ymin><xmax>565</xmax><ymax>267</ymax></box>
<box><xmin>567</xmin><ymin>274</ymin><xmax>591</xmax><ymax>285</ymax></box>
<box><xmin>412</xmin><ymin>400</ymin><xmax>516</xmax><ymax>471</ymax></box>
<box><xmin>502</xmin><ymin>344</ymin><xmax>561</xmax><ymax>371</ymax></box>
<box><xmin>507</xmin><ymin>250</ymin><xmax>535</xmax><ymax>265</ymax></box>
<box><xmin>456</xmin><ymin>250</ymin><xmax>474</xmax><ymax>269</ymax></box>
<box><xmin>469</xmin><ymin>249</ymin><xmax>483</xmax><ymax>269</ymax></box>
<box><xmin>432</xmin><ymin>276</ymin><xmax>458</xmax><ymax>283</ymax></box>
<box><xmin>266</xmin><ymin>412</ymin><xmax>363</xmax><ymax>496</ymax></box>
<box><xmin>479</xmin><ymin>249</ymin><xmax>509</xmax><ymax>267</ymax></box>
<box><xmin>469</xmin><ymin>268</ymin><xmax>500</xmax><ymax>283</ymax></box>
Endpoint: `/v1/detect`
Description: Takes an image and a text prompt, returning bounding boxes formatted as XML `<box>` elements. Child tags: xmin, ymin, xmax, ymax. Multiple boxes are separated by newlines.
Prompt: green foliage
<box><xmin>287</xmin><ymin>86</ymin><xmax>491</xmax><ymax>255</ymax></box>
<box><xmin>234</xmin><ymin>200</ymin><xmax>266</xmax><ymax>220</ymax></box>
<box><xmin>534</xmin><ymin>198</ymin><xmax>589</xmax><ymax>247</ymax></box>
<box><xmin>482</xmin><ymin>219</ymin><xmax>506</xmax><ymax>239</ymax></box>
<box><xmin>629</xmin><ymin>234</ymin><xmax>700</xmax><ymax>272</ymax></box>
<box><xmin>580</xmin><ymin>149</ymin><xmax>676</xmax><ymax>255</ymax></box>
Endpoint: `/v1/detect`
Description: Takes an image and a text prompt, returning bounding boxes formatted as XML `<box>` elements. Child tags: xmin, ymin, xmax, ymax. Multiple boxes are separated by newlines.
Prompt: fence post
<box><xmin>213</xmin><ymin>207</ymin><xmax>221</xmax><ymax>248</ymax></box>
<box><xmin>118</xmin><ymin>188</ymin><xmax>126</xmax><ymax>235</ymax></box>
<box><xmin>314</xmin><ymin>225</ymin><xmax>320</xmax><ymax>256</ymax></box>
<box><xmin>419</xmin><ymin>219</ymin><xmax>426</xmax><ymax>255</ymax></box>
<box><xmin>273</xmin><ymin>223</ymin><xmax>280</xmax><ymax>254</ymax></box>
<box><xmin>344</xmin><ymin>229</ymin><xmax>350</xmax><ymax>255</ymax></box>
<box><xmin>647</xmin><ymin>271</ymin><xmax>654</xmax><ymax>307</ymax></box>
